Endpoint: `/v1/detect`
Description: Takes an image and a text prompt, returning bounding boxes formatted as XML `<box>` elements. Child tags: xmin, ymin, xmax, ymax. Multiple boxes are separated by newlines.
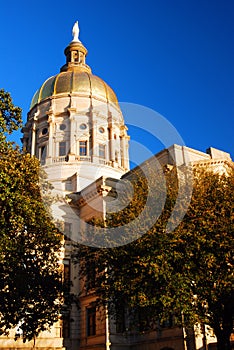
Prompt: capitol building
<box><xmin>0</xmin><ymin>22</ymin><xmax>233</xmax><ymax>350</ymax></box>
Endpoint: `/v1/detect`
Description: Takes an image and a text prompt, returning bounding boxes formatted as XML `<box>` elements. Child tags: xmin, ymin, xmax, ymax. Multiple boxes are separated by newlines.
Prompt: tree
<box><xmin>0</xmin><ymin>89</ymin><xmax>63</xmax><ymax>341</ymax></box>
<box><xmin>173</xmin><ymin>168</ymin><xmax>234</xmax><ymax>350</ymax></box>
<box><xmin>74</xmin><ymin>164</ymin><xmax>234</xmax><ymax>350</ymax></box>
<box><xmin>0</xmin><ymin>88</ymin><xmax>22</xmax><ymax>143</ymax></box>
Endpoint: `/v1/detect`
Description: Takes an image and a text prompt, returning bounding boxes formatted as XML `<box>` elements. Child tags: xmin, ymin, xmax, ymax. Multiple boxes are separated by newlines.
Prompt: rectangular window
<box><xmin>161</xmin><ymin>315</ymin><xmax>175</xmax><ymax>328</ymax></box>
<box><xmin>63</xmin><ymin>259</ymin><xmax>70</xmax><ymax>283</ymax></box>
<box><xmin>99</xmin><ymin>144</ymin><xmax>105</xmax><ymax>159</ymax></box>
<box><xmin>59</xmin><ymin>141</ymin><xmax>66</xmax><ymax>156</ymax></box>
<box><xmin>62</xmin><ymin>313</ymin><xmax>70</xmax><ymax>338</ymax></box>
<box><xmin>64</xmin><ymin>222</ymin><xmax>72</xmax><ymax>240</ymax></box>
<box><xmin>63</xmin><ymin>259</ymin><xmax>71</xmax><ymax>295</ymax></box>
<box><xmin>86</xmin><ymin>267</ymin><xmax>96</xmax><ymax>291</ymax></box>
<box><xmin>40</xmin><ymin>145</ymin><xmax>47</xmax><ymax>165</ymax></box>
<box><xmin>64</xmin><ymin>222</ymin><xmax>72</xmax><ymax>235</ymax></box>
<box><xmin>87</xmin><ymin>307</ymin><xmax>96</xmax><ymax>336</ymax></box>
<box><xmin>138</xmin><ymin>307</ymin><xmax>151</xmax><ymax>332</ymax></box>
<box><xmin>116</xmin><ymin>305</ymin><xmax>126</xmax><ymax>333</ymax></box>
<box><xmin>79</xmin><ymin>141</ymin><xmax>87</xmax><ymax>156</ymax></box>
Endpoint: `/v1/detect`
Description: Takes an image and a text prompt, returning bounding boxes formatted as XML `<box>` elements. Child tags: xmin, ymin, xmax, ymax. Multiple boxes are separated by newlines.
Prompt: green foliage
<box><xmin>0</xmin><ymin>89</ymin><xmax>22</xmax><ymax>141</ymax></box>
<box><xmin>74</xmin><ymin>165</ymin><xmax>234</xmax><ymax>348</ymax></box>
<box><xmin>74</xmin><ymin>167</ymin><xmax>180</xmax><ymax>321</ymax></box>
<box><xmin>175</xmin><ymin>168</ymin><xmax>234</xmax><ymax>349</ymax></box>
<box><xmin>0</xmin><ymin>89</ymin><xmax>63</xmax><ymax>341</ymax></box>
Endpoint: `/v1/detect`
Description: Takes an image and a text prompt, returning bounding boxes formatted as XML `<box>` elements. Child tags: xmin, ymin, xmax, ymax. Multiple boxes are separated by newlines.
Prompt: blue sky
<box><xmin>0</xmin><ymin>0</ymin><xmax>233</xmax><ymax>163</ymax></box>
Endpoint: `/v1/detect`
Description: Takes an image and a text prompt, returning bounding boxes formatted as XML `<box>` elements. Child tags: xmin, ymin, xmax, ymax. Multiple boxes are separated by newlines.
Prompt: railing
<box><xmin>51</xmin><ymin>156</ymin><xmax>91</xmax><ymax>163</ymax></box>
<box><xmin>99</xmin><ymin>159</ymin><xmax>112</xmax><ymax>166</ymax></box>
<box><xmin>75</xmin><ymin>156</ymin><xmax>91</xmax><ymax>162</ymax></box>
<box><xmin>49</xmin><ymin>156</ymin><xmax>113</xmax><ymax>166</ymax></box>
<box><xmin>52</xmin><ymin>156</ymin><xmax>67</xmax><ymax>163</ymax></box>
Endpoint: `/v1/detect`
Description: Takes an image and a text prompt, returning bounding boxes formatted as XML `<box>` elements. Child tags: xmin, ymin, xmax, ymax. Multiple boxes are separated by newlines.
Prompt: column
<box><xmin>108</xmin><ymin>112</ymin><xmax>115</xmax><ymax>164</ymax></box>
<box><xmin>68</xmin><ymin>108</ymin><xmax>77</xmax><ymax>161</ymax></box>
<box><xmin>47</xmin><ymin>114</ymin><xmax>54</xmax><ymax>164</ymax></box>
<box><xmin>120</xmin><ymin>136</ymin><xmax>124</xmax><ymax>168</ymax></box>
<box><xmin>31</xmin><ymin>115</ymin><xmax>38</xmax><ymax>156</ymax></box>
<box><xmin>90</xmin><ymin>105</ymin><xmax>98</xmax><ymax>163</ymax></box>
<box><xmin>120</xmin><ymin>126</ymin><xmax>130</xmax><ymax>170</ymax></box>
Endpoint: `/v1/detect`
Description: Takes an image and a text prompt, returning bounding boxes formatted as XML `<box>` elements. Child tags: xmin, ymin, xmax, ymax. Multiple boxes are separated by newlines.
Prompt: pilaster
<box><xmin>31</xmin><ymin>113</ymin><xmax>38</xmax><ymax>156</ymax></box>
<box><xmin>108</xmin><ymin>112</ymin><xmax>115</xmax><ymax>163</ymax></box>
<box><xmin>68</xmin><ymin>107</ymin><xmax>77</xmax><ymax>160</ymax></box>
<box><xmin>47</xmin><ymin>111</ymin><xmax>55</xmax><ymax>164</ymax></box>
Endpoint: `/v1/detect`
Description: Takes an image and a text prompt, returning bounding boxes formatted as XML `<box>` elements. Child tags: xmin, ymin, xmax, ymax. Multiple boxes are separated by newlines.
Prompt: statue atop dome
<box><xmin>72</xmin><ymin>21</ymin><xmax>80</xmax><ymax>42</ymax></box>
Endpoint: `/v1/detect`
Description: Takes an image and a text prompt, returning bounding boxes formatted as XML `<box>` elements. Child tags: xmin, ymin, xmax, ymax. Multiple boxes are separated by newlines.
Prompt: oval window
<box><xmin>80</xmin><ymin>123</ymin><xmax>87</xmax><ymax>130</ymax></box>
<box><xmin>60</xmin><ymin>124</ymin><xmax>66</xmax><ymax>131</ymax></box>
<box><xmin>42</xmin><ymin>127</ymin><xmax>48</xmax><ymax>135</ymax></box>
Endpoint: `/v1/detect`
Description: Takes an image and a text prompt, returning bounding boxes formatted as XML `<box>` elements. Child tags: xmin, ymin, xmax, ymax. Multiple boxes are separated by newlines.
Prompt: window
<box><xmin>63</xmin><ymin>260</ymin><xmax>71</xmax><ymax>294</ymax></box>
<box><xmin>64</xmin><ymin>222</ymin><xmax>72</xmax><ymax>236</ymax></box>
<box><xmin>59</xmin><ymin>142</ymin><xmax>66</xmax><ymax>156</ymax></box>
<box><xmin>73</xmin><ymin>50</ymin><xmax>79</xmax><ymax>62</ymax></box>
<box><xmin>62</xmin><ymin>313</ymin><xmax>70</xmax><ymax>338</ymax></box>
<box><xmin>161</xmin><ymin>315</ymin><xmax>175</xmax><ymax>328</ymax></box>
<box><xmin>80</xmin><ymin>123</ymin><xmax>87</xmax><ymax>130</ymax></box>
<box><xmin>115</xmin><ymin>304</ymin><xmax>126</xmax><ymax>333</ymax></box>
<box><xmin>65</xmin><ymin>180</ymin><xmax>72</xmax><ymax>192</ymax></box>
<box><xmin>87</xmin><ymin>307</ymin><xmax>96</xmax><ymax>336</ymax></box>
<box><xmin>40</xmin><ymin>145</ymin><xmax>47</xmax><ymax>165</ymax></box>
<box><xmin>60</xmin><ymin>124</ymin><xmax>66</xmax><ymax>131</ymax></box>
<box><xmin>79</xmin><ymin>141</ymin><xmax>87</xmax><ymax>156</ymax></box>
<box><xmin>99</xmin><ymin>144</ymin><xmax>105</xmax><ymax>158</ymax></box>
<box><xmin>42</xmin><ymin>127</ymin><xmax>48</xmax><ymax>135</ymax></box>
<box><xmin>86</xmin><ymin>266</ymin><xmax>96</xmax><ymax>291</ymax></box>
<box><xmin>138</xmin><ymin>307</ymin><xmax>151</xmax><ymax>332</ymax></box>
<box><xmin>63</xmin><ymin>259</ymin><xmax>70</xmax><ymax>283</ymax></box>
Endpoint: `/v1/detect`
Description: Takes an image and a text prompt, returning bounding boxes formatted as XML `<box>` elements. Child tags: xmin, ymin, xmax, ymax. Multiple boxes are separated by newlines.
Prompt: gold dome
<box><xmin>30</xmin><ymin>71</ymin><xmax>119</xmax><ymax>109</ymax></box>
<box><xmin>30</xmin><ymin>36</ymin><xmax>120</xmax><ymax>110</ymax></box>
